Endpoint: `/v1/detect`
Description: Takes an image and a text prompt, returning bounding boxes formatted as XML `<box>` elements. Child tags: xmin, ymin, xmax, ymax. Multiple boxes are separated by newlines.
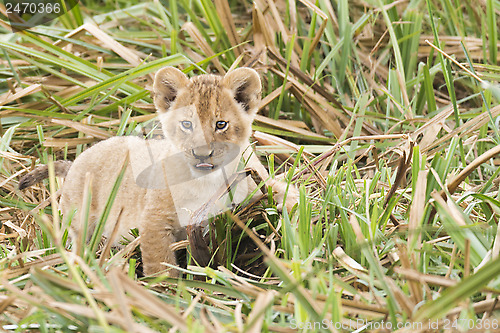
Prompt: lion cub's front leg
<box><xmin>266</xmin><ymin>176</ymin><xmax>300</xmax><ymax>212</ymax></box>
<box><xmin>139</xmin><ymin>191</ymin><xmax>179</xmax><ymax>277</ymax></box>
<box><xmin>244</xmin><ymin>149</ymin><xmax>300</xmax><ymax>212</ymax></box>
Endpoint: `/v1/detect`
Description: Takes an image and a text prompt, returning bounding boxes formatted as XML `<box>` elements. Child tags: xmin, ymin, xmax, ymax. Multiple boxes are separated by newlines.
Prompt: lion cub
<box><xmin>20</xmin><ymin>67</ymin><xmax>298</xmax><ymax>276</ymax></box>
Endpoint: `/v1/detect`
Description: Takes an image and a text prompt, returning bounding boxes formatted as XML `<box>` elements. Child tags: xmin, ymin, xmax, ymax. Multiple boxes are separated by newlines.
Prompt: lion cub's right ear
<box><xmin>222</xmin><ymin>68</ymin><xmax>261</xmax><ymax>116</ymax></box>
<box><xmin>154</xmin><ymin>67</ymin><xmax>189</xmax><ymax>113</ymax></box>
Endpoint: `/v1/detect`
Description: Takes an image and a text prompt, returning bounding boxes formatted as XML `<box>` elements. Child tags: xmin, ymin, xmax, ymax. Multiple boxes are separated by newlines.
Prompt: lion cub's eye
<box><xmin>215</xmin><ymin>121</ymin><xmax>228</xmax><ymax>130</ymax></box>
<box><xmin>181</xmin><ymin>121</ymin><xmax>192</xmax><ymax>130</ymax></box>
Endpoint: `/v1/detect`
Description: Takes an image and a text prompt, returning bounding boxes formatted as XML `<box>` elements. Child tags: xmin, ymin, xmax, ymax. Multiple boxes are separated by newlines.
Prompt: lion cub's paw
<box><xmin>267</xmin><ymin>178</ymin><xmax>300</xmax><ymax>213</ymax></box>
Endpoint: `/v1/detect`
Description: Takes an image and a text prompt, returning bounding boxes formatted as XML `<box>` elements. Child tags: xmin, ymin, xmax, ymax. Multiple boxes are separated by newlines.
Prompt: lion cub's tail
<box><xmin>19</xmin><ymin>160</ymin><xmax>72</xmax><ymax>190</ymax></box>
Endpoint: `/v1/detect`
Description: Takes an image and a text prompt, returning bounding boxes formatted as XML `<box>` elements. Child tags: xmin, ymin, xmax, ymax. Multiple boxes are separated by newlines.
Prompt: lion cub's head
<box><xmin>153</xmin><ymin>67</ymin><xmax>261</xmax><ymax>175</ymax></box>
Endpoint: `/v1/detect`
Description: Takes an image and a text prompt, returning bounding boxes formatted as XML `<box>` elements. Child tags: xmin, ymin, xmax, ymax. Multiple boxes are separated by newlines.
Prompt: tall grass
<box><xmin>1</xmin><ymin>0</ymin><xmax>500</xmax><ymax>331</ymax></box>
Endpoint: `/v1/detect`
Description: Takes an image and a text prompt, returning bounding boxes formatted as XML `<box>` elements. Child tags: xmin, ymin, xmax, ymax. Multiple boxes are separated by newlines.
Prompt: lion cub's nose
<box><xmin>192</xmin><ymin>146</ymin><xmax>214</xmax><ymax>160</ymax></box>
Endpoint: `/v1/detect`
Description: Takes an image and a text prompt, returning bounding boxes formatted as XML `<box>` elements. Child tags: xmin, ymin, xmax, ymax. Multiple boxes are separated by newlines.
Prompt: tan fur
<box><xmin>24</xmin><ymin>67</ymin><xmax>299</xmax><ymax>276</ymax></box>
<box><xmin>19</xmin><ymin>160</ymin><xmax>72</xmax><ymax>190</ymax></box>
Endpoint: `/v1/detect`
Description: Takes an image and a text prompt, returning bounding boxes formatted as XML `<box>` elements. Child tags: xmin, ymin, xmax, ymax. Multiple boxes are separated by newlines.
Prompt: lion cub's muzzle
<box><xmin>192</xmin><ymin>146</ymin><xmax>215</xmax><ymax>170</ymax></box>
<box><xmin>189</xmin><ymin>142</ymin><xmax>240</xmax><ymax>172</ymax></box>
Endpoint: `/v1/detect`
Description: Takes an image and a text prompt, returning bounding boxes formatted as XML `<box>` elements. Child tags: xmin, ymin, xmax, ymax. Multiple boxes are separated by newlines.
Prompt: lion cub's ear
<box><xmin>154</xmin><ymin>67</ymin><xmax>189</xmax><ymax>113</ymax></box>
<box><xmin>222</xmin><ymin>68</ymin><xmax>261</xmax><ymax>115</ymax></box>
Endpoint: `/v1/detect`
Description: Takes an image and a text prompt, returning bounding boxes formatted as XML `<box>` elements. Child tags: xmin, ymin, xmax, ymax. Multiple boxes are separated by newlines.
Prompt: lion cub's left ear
<box><xmin>154</xmin><ymin>66</ymin><xmax>189</xmax><ymax>113</ymax></box>
<box><xmin>222</xmin><ymin>68</ymin><xmax>261</xmax><ymax>115</ymax></box>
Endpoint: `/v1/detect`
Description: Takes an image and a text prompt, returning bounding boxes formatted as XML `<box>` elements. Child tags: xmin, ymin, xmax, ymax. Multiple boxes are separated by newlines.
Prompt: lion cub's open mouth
<box><xmin>195</xmin><ymin>162</ymin><xmax>215</xmax><ymax>170</ymax></box>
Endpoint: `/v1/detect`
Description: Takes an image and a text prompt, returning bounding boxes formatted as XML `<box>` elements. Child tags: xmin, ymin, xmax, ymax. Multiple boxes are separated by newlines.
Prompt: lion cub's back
<box><xmin>60</xmin><ymin>136</ymin><xmax>150</xmax><ymax>241</ymax></box>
